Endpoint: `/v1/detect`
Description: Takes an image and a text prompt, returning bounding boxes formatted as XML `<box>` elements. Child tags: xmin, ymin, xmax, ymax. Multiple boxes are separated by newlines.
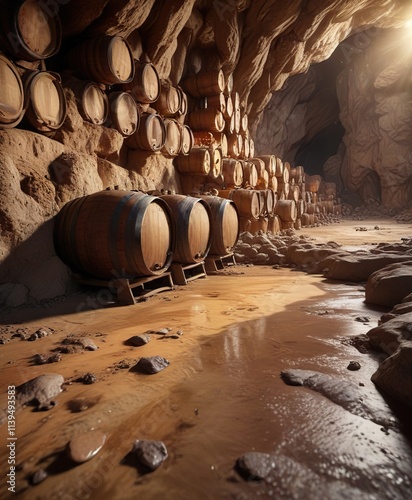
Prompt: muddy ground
<box><xmin>0</xmin><ymin>219</ymin><xmax>411</xmax><ymax>499</ymax></box>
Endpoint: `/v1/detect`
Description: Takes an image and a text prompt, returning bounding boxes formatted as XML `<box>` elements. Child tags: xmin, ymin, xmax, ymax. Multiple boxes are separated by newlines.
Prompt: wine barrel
<box><xmin>176</xmin><ymin>86</ymin><xmax>188</xmax><ymax>116</ymax></box>
<box><xmin>288</xmin><ymin>184</ymin><xmax>300</xmax><ymax>203</ymax></box>
<box><xmin>121</xmin><ymin>60</ymin><xmax>160</xmax><ymax>103</ymax></box>
<box><xmin>183</xmin><ymin>70</ymin><xmax>225</xmax><ymax>97</ymax></box>
<box><xmin>160</xmin><ymin>195</ymin><xmax>211</xmax><ymax>264</ymax></box>
<box><xmin>225</xmin><ymin>113</ymin><xmax>235</xmax><ymax>135</ymax></box>
<box><xmin>224</xmin><ymin>95</ymin><xmax>233</xmax><ymax>119</ymax></box>
<box><xmin>108</xmin><ymin>91</ymin><xmax>139</xmax><ymax>136</ymax></box>
<box><xmin>199</xmin><ymin>195</ymin><xmax>239</xmax><ymax>255</ymax></box>
<box><xmin>125</xmin><ymin>112</ymin><xmax>165</xmax><ymax>151</ymax></box>
<box><xmin>255</xmin><ymin>156</ymin><xmax>276</xmax><ymax>177</ymax></box>
<box><xmin>162</xmin><ymin>118</ymin><xmax>181</xmax><ymax>157</ymax></box>
<box><xmin>268</xmin><ymin>175</ymin><xmax>278</xmax><ymax>193</ymax></box>
<box><xmin>0</xmin><ymin>0</ymin><xmax>62</xmax><ymax>61</ymax></box>
<box><xmin>227</xmin><ymin>134</ymin><xmax>240</xmax><ymax>158</ymax></box>
<box><xmin>225</xmin><ymin>73</ymin><xmax>234</xmax><ymax>95</ymax></box>
<box><xmin>205</xmin><ymin>93</ymin><xmax>226</xmax><ymax>114</ymax></box>
<box><xmin>249</xmin><ymin>138</ymin><xmax>255</xmax><ymax>159</ymax></box>
<box><xmin>241</xmin><ymin>136</ymin><xmax>250</xmax><ymax>159</ymax></box>
<box><xmin>153</xmin><ymin>82</ymin><xmax>181</xmax><ymax>116</ymax></box>
<box><xmin>188</xmin><ymin>108</ymin><xmax>225</xmax><ymax>132</ymax></box>
<box><xmin>193</xmin><ymin>131</ymin><xmax>214</xmax><ymax>147</ymax></box>
<box><xmin>274</xmin><ymin>200</ymin><xmax>297</xmax><ymax>222</ymax></box>
<box><xmin>68</xmin><ymin>35</ymin><xmax>134</xmax><ymax>85</ymax></box>
<box><xmin>54</xmin><ymin>190</ymin><xmax>174</xmax><ymax>279</ymax></box>
<box><xmin>175</xmin><ymin>148</ymin><xmax>210</xmax><ymax>176</ymax></box>
<box><xmin>212</xmin><ymin>132</ymin><xmax>228</xmax><ymax>157</ymax></box>
<box><xmin>256</xmin><ymin>170</ymin><xmax>269</xmax><ymax>189</ymax></box>
<box><xmin>222</xmin><ymin>159</ymin><xmax>243</xmax><ymax>188</ymax></box>
<box><xmin>233</xmin><ymin>108</ymin><xmax>241</xmax><ymax>134</ymax></box>
<box><xmin>275</xmin><ymin>157</ymin><xmax>283</xmax><ymax>177</ymax></box>
<box><xmin>219</xmin><ymin>189</ymin><xmax>260</xmax><ymax>220</ymax></box>
<box><xmin>262</xmin><ymin>189</ymin><xmax>276</xmax><ymax>215</ymax></box>
<box><xmin>250</xmin><ymin>217</ymin><xmax>268</xmax><ymax>234</ymax></box>
<box><xmin>308</xmin><ymin>175</ymin><xmax>322</xmax><ymax>193</ymax></box>
<box><xmin>179</xmin><ymin>124</ymin><xmax>194</xmax><ymax>155</ymax></box>
<box><xmin>209</xmin><ymin>147</ymin><xmax>223</xmax><ymax>178</ymax></box>
<box><xmin>23</xmin><ymin>71</ymin><xmax>67</xmax><ymax>133</ymax></box>
<box><xmin>68</xmin><ymin>79</ymin><xmax>109</xmax><ymax>125</ymax></box>
<box><xmin>0</xmin><ymin>54</ymin><xmax>25</xmax><ymax>129</ymax></box>
<box><xmin>267</xmin><ymin>214</ymin><xmax>281</xmax><ymax>234</ymax></box>
<box><xmin>242</xmin><ymin>162</ymin><xmax>258</xmax><ymax>188</ymax></box>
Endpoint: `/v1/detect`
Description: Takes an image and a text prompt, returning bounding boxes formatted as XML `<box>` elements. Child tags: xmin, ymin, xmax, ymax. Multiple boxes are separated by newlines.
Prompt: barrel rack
<box><xmin>72</xmin><ymin>273</ymin><xmax>174</xmax><ymax>305</ymax></box>
<box><xmin>170</xmin><ymin>262</ymin><xmax>207</xmax><ymax>285</ymax></box>
<box><xmin>205</xmin><ymin>253</ymin><xmax>236</xmax><ymax>273</ymax></box>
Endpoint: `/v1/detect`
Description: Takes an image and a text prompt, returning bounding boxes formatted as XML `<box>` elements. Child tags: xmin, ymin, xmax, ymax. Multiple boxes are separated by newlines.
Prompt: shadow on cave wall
<box><xmin>295</xmin><ymin>122</ymin><xmax>345</xmax><ymax>176</ymax></box>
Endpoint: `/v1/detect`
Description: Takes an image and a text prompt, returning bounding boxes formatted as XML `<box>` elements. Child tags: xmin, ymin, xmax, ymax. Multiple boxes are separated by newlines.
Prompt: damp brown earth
<box><xmin>0</xmin><ymin>219</ymin><xmax>411</xmax><ymax>499</ymax></box>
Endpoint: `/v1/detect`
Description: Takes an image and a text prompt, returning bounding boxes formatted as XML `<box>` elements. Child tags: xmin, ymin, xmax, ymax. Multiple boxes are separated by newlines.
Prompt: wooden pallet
<box><xmin>170</xmin><ymin>261</ymin><xmax>207</xmax><ymax>285</ymax></box>
<box><xmin>72</xmin><ymin>272</ymin><xmax>174</xmax><ymax>305</ymax></box>
<box><xmin>205</xmin><ymin>253</ymin><xmax>236</xmax><ymax>274</ymax></box>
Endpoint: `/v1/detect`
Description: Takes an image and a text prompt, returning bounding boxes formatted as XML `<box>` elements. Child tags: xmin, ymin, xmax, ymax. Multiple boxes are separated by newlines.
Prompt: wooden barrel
<box><xmin>162</xmin><ymin>118</ymin><xmax>181</xmax><ymax>157</ymax></box>
<box><xmin>0</xmin><ymin>54</ymin><xmax>25</xmax><ymax>128</ymax></box>
<box><xmin>205</xmin><ymin>93</ymin><xmax>226</xmax><ymax>114</ymax></box>
<box><xmin>233</xmin><ymin>108</ymin><xmax>241</xmax><ymax>133</ymax></box>
<box><xmin>212</xmin><ymin>132</ymin><xmax>228</xmax><ymax>157</ymax></box>
<box><xmin>193</xmin><ymin>131</ymin><xmax>214</xmax><ymax>147</ymax></box>
<box><xmin>179</xmin><ymin>124</ymin><xmax>194</xmax><ymax>155</ymax></box>
<box><xmin>54</xmin><ymin>190</ymin><xmax>174</xmax><ymax>279</ymax></box>
<box><xmin>183</xmin><ymin>70</ymin><xmax>225</xmax><ymax>97</ymax></box>
<box><xmin>198</xmin><ymin>195</ymin><xmax>239</xmax><ymax>255</ymax></box>
<box><xmin>308</xmin><ymin>175</ymin><xmax>322</xmax><ymax>193</ymax></box>
<box><xmin>262</xmin><ymin>189</ymin><xmax>276</xmax><ymax>215</ymax></box>
<box><xmin>241</xmin><ymin>113</ymin><xmax>248</xmax><ymax>133</ymax></box>
<box><xmin>225</xmin><ymin>113</ymin><xmax>235</xmax><ymax>135</ymax></box>
<box><xmin>124</xmin><ymin>112</ymin><xmax>165</xmax><ymax>151</ymax></box>
<box><xmin>241</xmin><ymin>136</ymin><xmax>250</xmax><ymax>159</ymax></box>
<box><xmin>267</xmin><ymin>214</ymin><xmax>281</xmax><ymax>234</ymax></box>
<box><xmin>68</xmin><ymin>79</ymin><xmax>109</xmax><ymax>125</ymax></box>
<box><xmin>288</xmin><ymin>184</ymin><xmax>300</xmax><ymax>203</ymax></box>
<box><xmin>108</xmin><ymin>91</ymin><xmax>139</xmax><ymax>136</ymax></box>
<box><xmin>176</xmin><ymin>86</ymin><xmax>188</xmax><ymax>117</ymax></box>
<box><xmin>0</xmin><ymin>0</ymin><xmax>62</xmax><ymax>61</ymax></box>
<box><xmin>209</xmin><ymin>147</ymin><xmax>223</xmax><ymax>178</ymax></box>
<box><xmin>222</xmin><ymin>159</ymin><xmax>243</xmax><ymax>188</ymax></box>
<box><xmin>290</xmin><ymin>166</ymin><xmax>304</xmax><ymax>184</ymax></box>
<box><xmin>275</xmin><ymin>157</ymin><xmax>284</xmax><ymax>177</ymax></box>
<box><xmin>268</xmin><ymin>175</ymin><xmax>278</xmax><ymax>193</ymax></box>
<box><xmin>160</xmin><ymin>195</ymin><xmax>211</xmax><ymax>264</ymax></box>
<box><xmin>219</xmin><ymin>189</ymin><xmax>260</xmax><ymax>220</ymax></box>
<box><xmin>233</xmin><ymin>92</ymin><xmax>240</xmax><ymax>110</ymax></box>
<box><xmin>249</xmin><ymin>138</ymin><xmax>255</xmax><ymax>159</ymax></box>
<box><xmin>250</xmin><ymin>217</ymin><xmax>268</xmax><ymax>234</ymax></box>
<box><xmin>274</xmin><ymin>200</ymin><xmax>297</xmax><ymax>222</ymax></box>
<box><xmin>227</xmin><ymin>134</ymin><xmax>240</xmax><ymax>158</ymax></box>
<box><xmin>188</xmin><ymin>108</ymin><xmax>225</xmax><ymax>132</ymax></box>
<box><xmin>121</xmin><ymin>60</ymin><xmax>160</xmax><ymax>103</ymax></box>
<box><xmin>23</xmin><ymin>71</ymin><xmax>67</xmax><ymax>133</ymax></box>
<box><xmin>256</xmin><ymin>156</ymin><xmax>276</xmax><ymax>177</ymax></box>
<box><xmin>68</xmin><ymin>35</ymin><xmax>134</xmax><ymax>85</ymax></box>
<box><xmin>175</xmin><ymin>148</ymin><xmax>210</xmax><ymax>176</ymax></box>
<box><xmin>225</xmin><ymin>73</ymin><xmax>234</xmax><ymax>95</ymax></box>
<box><xmin>242</xmin><ymin>162</ymin><xmax>258</xmax><ymax>188</ymax></box>
<box><xmin>224</xmin><ymin>95</ymin><xmax>233</xmax><ymax>119</ymax></box>
<box><xmin>153</xmin><ymin>82</ymin><xmax>181</xmax><ymax>116</ymax></box>
<box><xmin>296</xmin><ymin>199</ymin><xmax>306</xmax><ymax>218</ymax></box>
<box><xmin>256</xmin><ymin>170</ymin><xmax>269</xmax><ymax>189</ymax></box>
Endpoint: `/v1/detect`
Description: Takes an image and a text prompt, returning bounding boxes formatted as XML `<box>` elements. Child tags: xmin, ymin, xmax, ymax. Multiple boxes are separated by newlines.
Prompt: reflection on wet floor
<box><xmin>91</xmin><ymin>283</ymin><xmax>412</xmax><ymax>500</ymax></box>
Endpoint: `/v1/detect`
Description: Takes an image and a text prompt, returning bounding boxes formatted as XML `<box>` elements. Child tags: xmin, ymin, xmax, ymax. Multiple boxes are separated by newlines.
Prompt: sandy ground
<box><xmin>0</xmin><ymin>218</ymin><xmax>411</xmax><ymax>499</ymax></box>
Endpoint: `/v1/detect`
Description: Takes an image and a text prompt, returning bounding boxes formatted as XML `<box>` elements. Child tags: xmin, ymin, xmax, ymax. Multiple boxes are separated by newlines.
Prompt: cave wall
<box><xmin>0</xmin><ymin>0</ymin><xmax>411</xmax><ymax>306</ymax></box>
<box><xmin>257</xmin><ymin>27</ymin><xmax>412</xmax><ymax>208</ymax></box>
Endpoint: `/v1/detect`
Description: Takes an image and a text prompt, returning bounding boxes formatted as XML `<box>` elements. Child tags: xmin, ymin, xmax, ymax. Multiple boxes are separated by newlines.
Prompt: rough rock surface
<box><xmin>365</xmin><ymin>263</ymin><xmax>412</xmax><ymax>308</ymax></box>
<box><xmin>281</xmin><ymin>369</ymin><xmax>397</xmax><ymax>429</ymax></box>
<box><xmin>133</xmin><ymin>356</ymin><xmax>170</xmax><ymax>374</ymax></box>
<box><xmin>131</xmin><ymin>439</ymin><xmax>168</xmax><ymax>471</ymax></box>
<box><xmin>367</xmin><ymin>313</ymin><xmax>412</xmax><ymax>407</ymax></box>
<box><xmin>236</xmin><ymin>452</ymin><xmax>276</xmax><ymax>481</ymax></box>
<box><xmin>16</xmin><ymin>374</ymin><xmax>65</xmax><ymax>408</ymax></box>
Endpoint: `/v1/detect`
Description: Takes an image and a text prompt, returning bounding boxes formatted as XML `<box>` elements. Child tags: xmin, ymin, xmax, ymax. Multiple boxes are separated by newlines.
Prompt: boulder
<box><xmin>365</xmin><ymin>262</ymin><xmax>412</xmax><ymax>308</ymax></box>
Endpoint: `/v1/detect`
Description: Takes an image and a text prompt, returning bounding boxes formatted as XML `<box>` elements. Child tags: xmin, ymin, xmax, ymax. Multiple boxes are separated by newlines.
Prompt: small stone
<box><xmin>126</xmin><ymin>334</ymin><xmax>151</xmax><ymax>347</ymax></box>
<box><xmin>67</xmin><ymin>430</ymin><xmax>106</xmax><ymax>463</ymax></box>
<box><xmin>236</xmin><ymin>452</ymin><xmax>276</xmax><ymax>480</ymax></box>
<box><xmin>80</xmin><ymin>373</ymin><xmax>97</xmax><ymax>384</ymax></box>
<box><xmin>134</xmin><ymin>356</ymin><xmax>170</xmax><ymax>374</ymax></box>
<box><xmin>16</xmin><ymin>374</ymin><xmax>64</xmax><ymax>407</ymax></box>
<box><xmin>31</xmin><ymin>468</ymin><xmax>47</xmax><ymax>485</ymax></box>
<box><xmin>359</xmin><ymin>382</ymin><xmax>365</xmax><ymax>387</ymax></box>
<box><xmin>347</xmin><ymin>361</ymin><xmax>361</xmax><ymax>371</ymax></box>
<box><xmin>355</xmin><ymin>316</ymin><xmax>371</xmax><ymax>323</ymax></box>
<box><xmin>374</xmin><ymin>226</ymin><xmax>380</xmax><ymax>230</ymax></box>
<box><xmin>132</xmin><ymin>440</ymin><xmax>168</xmax><ymax>470</ymax></box>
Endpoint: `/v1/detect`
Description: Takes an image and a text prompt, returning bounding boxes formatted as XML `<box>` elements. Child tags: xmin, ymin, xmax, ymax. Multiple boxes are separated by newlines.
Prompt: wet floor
<box><xmin>2</xmin><ymin>275</ymin><xmax>410</xmax><ymax>500</ymax></box>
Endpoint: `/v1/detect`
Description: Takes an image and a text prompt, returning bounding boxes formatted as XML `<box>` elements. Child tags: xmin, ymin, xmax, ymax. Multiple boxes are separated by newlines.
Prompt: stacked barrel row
<box><xmin>0</xmin><ymin>1</ymin><xmax>67</xmax><ymax>134</ymax></box>
<box><xmin>54</xmin><ymin>190</ymin><xmax>240</xmax><ymax>281</ymax></box>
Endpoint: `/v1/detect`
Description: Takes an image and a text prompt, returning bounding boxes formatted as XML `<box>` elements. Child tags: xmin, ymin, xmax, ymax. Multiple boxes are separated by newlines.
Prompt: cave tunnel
<box><xmin>1</xmin><ymin>2</ymin><xmax>412</xmax><ymax>499</ymax></box>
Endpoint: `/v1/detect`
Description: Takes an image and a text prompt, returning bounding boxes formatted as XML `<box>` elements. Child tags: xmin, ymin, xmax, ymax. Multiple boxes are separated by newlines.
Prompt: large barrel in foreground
<box><xmin>54</xmin><ymin>190</ymin><xmax>174</xmax><ymax>279</ymax></box>
<box><xmin>160</xmin><ymin>195</ymin><xmax>211</xmax><ymax>264</ymax></box>
<box><xmin>198</xmin><ymin>195</ymin><xmax>239</xmax><ymax>255</ymax></box>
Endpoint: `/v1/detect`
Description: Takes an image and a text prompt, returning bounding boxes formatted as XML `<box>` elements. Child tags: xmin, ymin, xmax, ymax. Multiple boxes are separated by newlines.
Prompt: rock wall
<box><xmin>0</xmin><ymin>0</ymin><xmax>411</xmax><ymax>305</ymax></box>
